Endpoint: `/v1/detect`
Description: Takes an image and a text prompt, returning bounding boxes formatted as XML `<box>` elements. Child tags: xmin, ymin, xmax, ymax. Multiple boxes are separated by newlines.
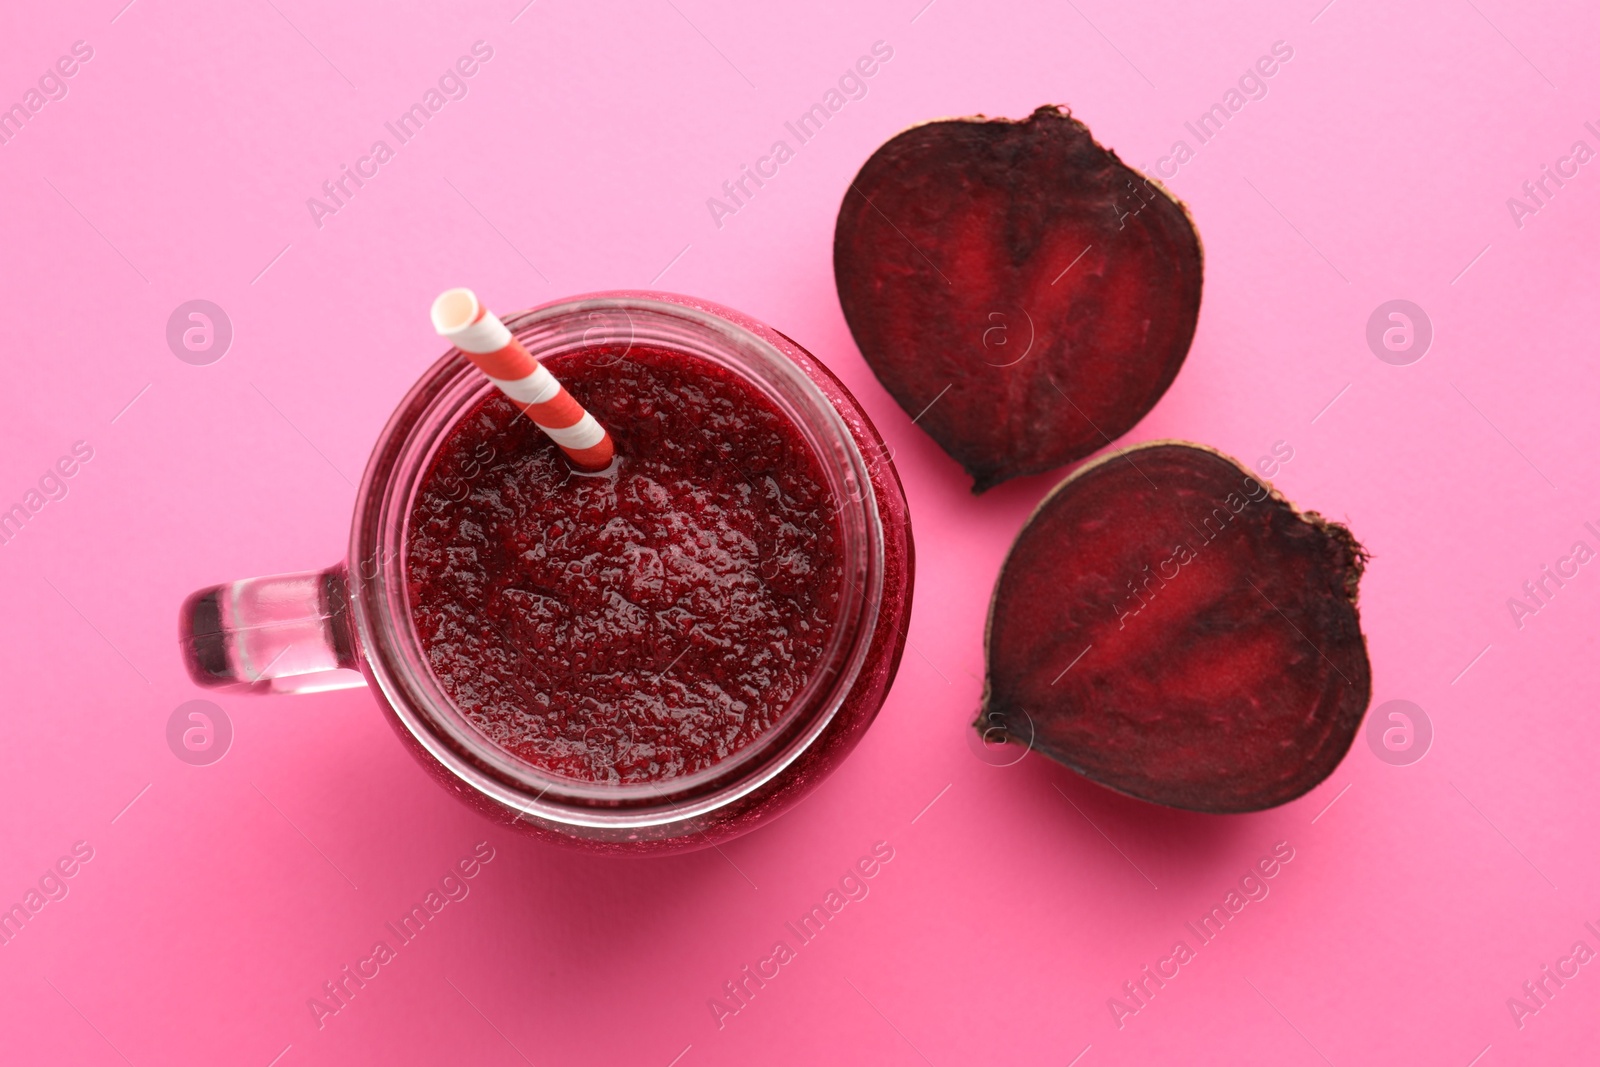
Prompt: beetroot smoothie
<box><xmin>405</xmin><ymin>343</ymin><xmax>845</xmax><ymax>785</ymax></box>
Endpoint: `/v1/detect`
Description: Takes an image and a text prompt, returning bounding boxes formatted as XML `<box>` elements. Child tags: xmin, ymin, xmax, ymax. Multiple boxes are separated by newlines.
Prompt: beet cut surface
<box><xmin>982</xmin><ymin>443</ymin><xmax>1370</xmax><ymax>813</ymax></box>
<box><xmin>834</xmin><ymin>106</ymin><xmax>1202</xmax><ymax>492</ymax></box>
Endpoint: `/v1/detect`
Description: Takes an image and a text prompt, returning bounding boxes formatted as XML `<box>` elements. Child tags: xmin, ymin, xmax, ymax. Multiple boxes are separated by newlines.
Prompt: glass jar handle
<box><xmin>179</xmin><ymin>566</ymin><xmax>365</xmax><ymax>693</ymax></box>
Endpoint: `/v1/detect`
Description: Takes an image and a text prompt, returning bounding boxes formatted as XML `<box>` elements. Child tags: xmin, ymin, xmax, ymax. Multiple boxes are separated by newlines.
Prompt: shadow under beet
<box><xmin>993</xmin><ymin>740</ymin><xmax>1266</xmax><ymax>891</ymax></box>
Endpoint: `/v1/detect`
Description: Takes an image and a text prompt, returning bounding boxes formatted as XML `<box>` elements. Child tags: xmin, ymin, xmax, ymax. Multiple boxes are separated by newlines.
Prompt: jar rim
<box><xmin>347</xmin><ymin>292</ymin><xmax>886</xmax><ymax>830</ymax></box>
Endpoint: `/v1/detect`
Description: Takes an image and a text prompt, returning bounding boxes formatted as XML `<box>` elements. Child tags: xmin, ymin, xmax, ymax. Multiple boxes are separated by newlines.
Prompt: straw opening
<box><xmin>430</xmin><ymin>288</ymin><xmax>480</xmax><ymax>336</ymax></box>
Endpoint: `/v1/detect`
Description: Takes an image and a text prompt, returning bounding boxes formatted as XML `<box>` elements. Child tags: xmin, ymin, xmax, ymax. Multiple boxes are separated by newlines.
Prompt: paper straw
<box><xmin>430</xmin><ymin>288</ymin><xmax>615</xmax><ymax>471</ymax></box>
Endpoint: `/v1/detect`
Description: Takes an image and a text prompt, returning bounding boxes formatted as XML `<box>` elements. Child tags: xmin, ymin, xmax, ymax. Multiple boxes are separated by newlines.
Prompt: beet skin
<box><xmin>834</xmin><ymin>106</ymin><xmax>1202</xmax><ymax>492</ymax></box>
<box><xmin>981</xmin><ymin>443</ymin><xmax>1371</xmax><ymax>813</ymax></box>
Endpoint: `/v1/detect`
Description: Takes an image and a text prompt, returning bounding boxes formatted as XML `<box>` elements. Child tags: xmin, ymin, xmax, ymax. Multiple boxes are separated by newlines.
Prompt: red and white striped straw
<box><xmin>430</xmin><ymin>288</ymin><xmax>615</xmax><ymax>471</ymax></box>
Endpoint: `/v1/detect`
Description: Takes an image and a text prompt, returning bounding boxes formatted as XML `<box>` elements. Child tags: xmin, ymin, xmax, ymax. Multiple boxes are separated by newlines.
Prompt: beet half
<box><xmin>981</xmin><ymin>443</ymin><xmax>1370</xmax><ymax>813</ymax></box>
<box><xmin>834</xmin><ymin>106</ymin><xmax>1202</xmax><ymax>492</ymax></box>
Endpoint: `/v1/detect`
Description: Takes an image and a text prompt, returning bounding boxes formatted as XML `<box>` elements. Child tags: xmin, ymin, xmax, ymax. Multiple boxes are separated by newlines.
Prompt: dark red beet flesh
<box><xmin>982</xmin><ymin>443</ymin><xmax>1370</xmax><ymax>813</ymax></box>
<box><xmin>834</xmin><ymin>106</ymin><xmax>1202</xmax><ymax>492</ymax></box>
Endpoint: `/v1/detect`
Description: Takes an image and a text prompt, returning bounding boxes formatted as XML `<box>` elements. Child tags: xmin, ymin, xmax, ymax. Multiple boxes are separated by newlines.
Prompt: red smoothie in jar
<box><xmin>405</xmin><ymin>343</ymin><xmax>846</xmax><ymax>785</ymax></box>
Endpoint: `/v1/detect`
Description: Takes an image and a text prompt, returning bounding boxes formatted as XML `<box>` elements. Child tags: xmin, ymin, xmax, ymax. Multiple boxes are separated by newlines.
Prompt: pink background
<box><xmin>2</xmin><ymin>0</ymin><xmax>1597</xmax><ymax>1063</ymax></box>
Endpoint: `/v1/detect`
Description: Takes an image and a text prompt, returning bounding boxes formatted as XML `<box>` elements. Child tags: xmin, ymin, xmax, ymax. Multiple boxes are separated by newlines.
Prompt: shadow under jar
<box><xmin>180</xmin><ymin>293</ymin><xmax>914</xmax><ymax>852</ymax></box>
